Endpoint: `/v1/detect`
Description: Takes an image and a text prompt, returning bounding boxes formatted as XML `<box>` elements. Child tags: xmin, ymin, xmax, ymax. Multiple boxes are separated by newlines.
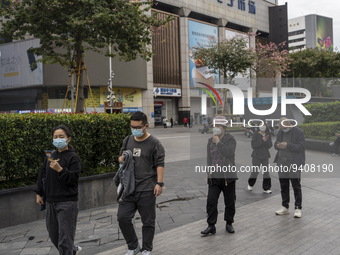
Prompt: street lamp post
<box><xmin>107</xmin><ymin>44</ymin><xmax>115</xmax><ymax>113</ymax></box>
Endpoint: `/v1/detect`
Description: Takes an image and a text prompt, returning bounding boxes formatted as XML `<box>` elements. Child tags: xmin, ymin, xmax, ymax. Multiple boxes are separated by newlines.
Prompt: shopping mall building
<box><xmin>0</xmin><ymin>0</ymin><xmax>287</xmax><ymax>126</ymax></box>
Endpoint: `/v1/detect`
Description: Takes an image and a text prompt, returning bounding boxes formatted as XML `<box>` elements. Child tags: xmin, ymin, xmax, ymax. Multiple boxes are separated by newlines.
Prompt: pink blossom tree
<box><xmin>251</xmin><ymin>41</ymin><xmax>290</xmax><ymax>96</ymax></box>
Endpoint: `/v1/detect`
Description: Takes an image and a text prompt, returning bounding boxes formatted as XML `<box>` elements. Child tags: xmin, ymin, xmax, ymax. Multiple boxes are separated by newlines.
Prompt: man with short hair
<box><xmin>117</xmin><ymin>111</ymin><xmax>165</xmax><ymax>255</ymax></box>
<box><xmin>274</xmin><ymin>117</ymin><xmax>305</xmax><ymax>218</ymax></box>
<box><xmin>201</xmin><ymin>115</ymin><xmax>237</xmax><ymax>235</ymax></box>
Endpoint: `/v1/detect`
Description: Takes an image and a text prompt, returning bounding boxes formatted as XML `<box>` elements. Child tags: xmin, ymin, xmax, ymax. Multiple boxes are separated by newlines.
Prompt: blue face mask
<box><xmin>53</xmin><ymin>138</ymin><xmax>68</xmax><ymax>149</ymax></box>
<box><xmin>282</xmin><ymin>128</ymin><xmax>291</xmax><ymax>133</ymax></box>
<box><xmin>131</xmin><ymin>128</ymin><xmax>144</xmax><ymax>138</ymax></box>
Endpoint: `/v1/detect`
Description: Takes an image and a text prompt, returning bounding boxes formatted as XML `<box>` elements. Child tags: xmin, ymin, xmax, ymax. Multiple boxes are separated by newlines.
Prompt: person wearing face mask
<box><xmin>274</xmin><ymin>117</ymin><xmax>305</xmax><ymax>218</ymax></box>
<box><xmin>201</xmin><ymin>115</ymin><xmax>237</xmax><ymax>236</ymax></box>
<box><xmin>117</xmin><ymin>111</ymin><xmax>165</xmax><ymax>255</ymax></box>
<box><xmin>247</xmin><ymin>124</ymin><xmax>273</xmax><ymax>194</ymax></box>
<box><xmin>34</xmin><ymin>125</ymin><xmax>82</xmax><ymax>255</ymax></box>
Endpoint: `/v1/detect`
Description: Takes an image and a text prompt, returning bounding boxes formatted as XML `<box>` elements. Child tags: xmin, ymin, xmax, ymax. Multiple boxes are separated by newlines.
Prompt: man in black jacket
<box><xmin>274</xmin><ymin>117</ymin><xmax>305</xmax><ymax>218</ymax></box>
<box><xmin>201</xmin><ymin>116</ymin><xmax>237</xmax><ymax>235</ymax></box>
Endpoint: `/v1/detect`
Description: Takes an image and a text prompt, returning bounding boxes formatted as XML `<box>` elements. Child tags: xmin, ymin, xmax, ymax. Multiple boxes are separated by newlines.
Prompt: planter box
<box><xmin>305</xmin><ymin>139</ymin><xmax>333</xmax><ymax>153</ymax></box>
<box><xmin>0</xmin><ymin>173</ymin><xmax>117</xmax><ymax>229</ymax></box>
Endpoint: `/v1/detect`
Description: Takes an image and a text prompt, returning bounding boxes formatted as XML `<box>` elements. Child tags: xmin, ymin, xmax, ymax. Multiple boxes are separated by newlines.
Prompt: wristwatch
<box><xmin>156</xmin><ymin>182</ymin><xmax>164</xmax><ymax>187</ymax></box>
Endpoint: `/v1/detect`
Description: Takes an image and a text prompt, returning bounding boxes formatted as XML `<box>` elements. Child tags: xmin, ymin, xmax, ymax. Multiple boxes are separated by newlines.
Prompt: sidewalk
<box><xmin>98</xmin><ymin>178</ymin><xmax>340</xmax><ymax>255</ymax></box>
<box><xmin>2</xmin><ymin>177</ymin><xmax>340</xmax><ymax>255</ymax></box>
<box><xmin>1</xmin><ymin>130</ymin><xmax>340</xmax><ymax>255</ymax></box>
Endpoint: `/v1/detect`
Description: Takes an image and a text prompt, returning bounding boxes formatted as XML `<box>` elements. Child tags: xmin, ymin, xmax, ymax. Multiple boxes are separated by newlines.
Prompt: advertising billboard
<box><xmin>0</xmin><ymin>39</ymin><xmax>43</xmax><ymax>89</ymax></box>
<box><xmin>316</xmin><ymin>16</ymin><xmax>333</xmax><ymax>51</ymax></box>
<box><xmin>188</xmin><ymin>20</ymin><xmax>219</xmax><ymax>88</ymax></box>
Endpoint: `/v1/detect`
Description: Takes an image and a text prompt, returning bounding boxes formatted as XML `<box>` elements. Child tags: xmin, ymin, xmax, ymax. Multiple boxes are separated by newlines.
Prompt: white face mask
<box><xmin>259</xmin><ymin>126</ymin><xmax>267</xmax><ymax>132</ymax></box>
<box><xmin>213</xmin><ymin>127</ymin><xmax>222</xmax><ymax>136</ymax></box>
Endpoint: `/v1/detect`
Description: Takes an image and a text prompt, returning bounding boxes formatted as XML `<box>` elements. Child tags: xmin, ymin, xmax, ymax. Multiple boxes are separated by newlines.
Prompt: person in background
<box><xmin>274</xmin><ymin>117</ymin><xmax>305</xmax><ymax>218</ymax></box>
<box><xmin>117</xmin><ymin>111</ymin><xmax>165</xmax><ymax>255</ymax></box>
<box><xmin>183</xmin><ymin>117</ymin><xmax>188</xmax><ymax>128</ymax></box>
<box><xmin>201</xmin><ymin>115</ymin><xmax>237</xmax><ymax>236</ymax></box>
<box><xmin>247</xmin><ymin>123</ymin><xmax>273</xmax><ymax>193</ymax></box>
<box><xmin>330</xmin><ymin>127</ymin><xmax>340</xmax><ymax>156</ymax></box>
<box><xmin>35</xmin><ymin>125</ymin><xmax>82</xmax><ymax>255</ymax></box>
<box><xmin>170</xmin><ymin>117</ymin><xmax>174</xmax><ymax>128</ymax></box>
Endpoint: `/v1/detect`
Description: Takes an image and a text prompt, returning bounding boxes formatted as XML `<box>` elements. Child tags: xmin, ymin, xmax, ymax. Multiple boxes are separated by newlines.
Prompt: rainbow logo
<box><xmin>196</xmin><ymin>82</ymin><xmax>223</xmax><ymax>106</ymax></box>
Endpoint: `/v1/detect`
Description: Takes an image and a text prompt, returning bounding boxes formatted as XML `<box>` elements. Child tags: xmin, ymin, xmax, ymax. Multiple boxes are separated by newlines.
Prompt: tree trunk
<box><xmin>75</xmin><ymin>48</ymin><xmax>84</xmax><ymax>113</ymax></box>
<box><xmin>223</xmin><ymin>76</ymin><xmax>230</xmax><ymax>115</ymax></box>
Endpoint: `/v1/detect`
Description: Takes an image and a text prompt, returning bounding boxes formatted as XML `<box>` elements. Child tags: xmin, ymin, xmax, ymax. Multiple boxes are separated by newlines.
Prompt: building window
<box><xmin>152</xmin><ymin>11</ymin><xmax>181</xmax><ymax>87</ymax></box>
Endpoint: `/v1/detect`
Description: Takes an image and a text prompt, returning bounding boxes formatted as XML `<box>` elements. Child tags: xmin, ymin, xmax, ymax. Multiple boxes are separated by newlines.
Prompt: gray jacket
<box><xmin>113</xmin><ymin>150</ymin><xmax>135</xmax><ymax>202</ymax></box>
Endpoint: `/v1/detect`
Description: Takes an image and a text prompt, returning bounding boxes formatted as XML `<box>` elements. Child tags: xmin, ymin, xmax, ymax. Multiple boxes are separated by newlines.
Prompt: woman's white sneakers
<box><xmin>75</xmin><ymin>246</ymin><xmax>82</xmax><ymax>255</ymax></box>
<box><xmin>294</xmin><ymin>209</ymin><xmax>302</xmax><ymax>218</ymax></box>
<box><xmin>275</xmin><ymin>206</ymin><xmax>290</xmax><ymax>215</ymax></box>
<box><xmin>275</xmin><ymin>207</ymin><xmax>302</xmax><ymax>218</ymax></box>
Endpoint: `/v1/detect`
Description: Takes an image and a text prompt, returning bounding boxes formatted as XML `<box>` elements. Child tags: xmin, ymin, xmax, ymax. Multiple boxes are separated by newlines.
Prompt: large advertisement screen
<box><xmin>0</xmin><ymin>39</ymin><xmax>43</xmax><ymax>90</ymax></box>
<box><xmin>188</xmin><ymin>20</ymin><xmax>219</xmax><ymax>88</ymax></box>
<box><xmin>316</xmin><ymin>16</ymin><xmax>333</xmax><ymax>51</ymax></box>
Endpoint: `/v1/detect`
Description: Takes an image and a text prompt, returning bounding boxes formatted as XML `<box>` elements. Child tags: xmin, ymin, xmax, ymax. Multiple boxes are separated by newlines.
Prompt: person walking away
<box><xmin>35</xmin><ymin>125</ymin><xmax>82</xmax><ymax>255</ymax></box>
<box><xmin>247</xmin><ymin>124</ymin><xmax>273</xmax><ymax>193</ymax></box>
<box><xmin>274</xmin><ymin>117</ymin><xmax>305</xmax><ymax>218</ymax></box>
<box><xmin>201</xmin><ymin>115</ymin><xmax>237</xmax><ymax>235</ymax></box>
<box><xmin>170</xmin><ymin>117</ymin><xmax>173</xmax><ymax>128</ymax></box>
<box><xmin>117</xmin><ymin>111</ymin><xmax>165</xmax><ymax>255</ymax></box>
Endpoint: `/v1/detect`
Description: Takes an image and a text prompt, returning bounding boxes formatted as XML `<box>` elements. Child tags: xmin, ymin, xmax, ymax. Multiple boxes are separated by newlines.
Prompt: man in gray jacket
<box><xmin>117</xmin><ymin>111</ymin><xmax>165</xmax><ymax>255</ymax></box>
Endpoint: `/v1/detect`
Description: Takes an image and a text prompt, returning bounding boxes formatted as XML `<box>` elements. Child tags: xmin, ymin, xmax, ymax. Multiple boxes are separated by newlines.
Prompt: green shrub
<box><xmin>299</xmin><ymin>121</ymin><xmax>340</xmax><ymax>141</ymax></box>
<box><xmin>0</xmin><ymin>113</ymin><xmax>130</xmax><ymax>189</ymax></box>
<box><xmin>304</xmin><ymin>101</ymin><xmax>340</xmax><ymax>123</ymax></box>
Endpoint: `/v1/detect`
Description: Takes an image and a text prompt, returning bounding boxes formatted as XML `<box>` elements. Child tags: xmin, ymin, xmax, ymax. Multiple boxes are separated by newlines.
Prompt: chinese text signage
<box><xmin>217</xmin><ymin>0</ymin><xmax>256</xmax><ymax>14</ymax></box>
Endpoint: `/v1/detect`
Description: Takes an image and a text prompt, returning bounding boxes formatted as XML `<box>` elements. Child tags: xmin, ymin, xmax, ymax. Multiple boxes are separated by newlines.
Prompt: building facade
<box><xmin>288</xmin><ymin>14</ymin><xmax>333</xmax><ymax>51</ymax></box>
<box><xmin>0</xmin><ymin>0</ymin><xmax>286</xmax><ymax>126</ymax></box>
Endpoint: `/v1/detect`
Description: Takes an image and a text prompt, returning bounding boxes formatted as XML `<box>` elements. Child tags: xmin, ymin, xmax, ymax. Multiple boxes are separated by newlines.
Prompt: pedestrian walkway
<box><xmin>98</xmin><ymin>178</ymin><xmax>340</xmax><ymax>255</ymax></box>
<box><xmin>1</xmin><ymin>177</ymin><xmax>339</xmax><ymax>255</ymax></box>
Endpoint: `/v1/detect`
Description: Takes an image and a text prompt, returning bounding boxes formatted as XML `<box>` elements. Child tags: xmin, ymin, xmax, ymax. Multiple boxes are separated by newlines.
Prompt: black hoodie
<box><xmin>35</xmin><ymin>149</ymin><xmax>81</xmax><ymax>202</ymax></box>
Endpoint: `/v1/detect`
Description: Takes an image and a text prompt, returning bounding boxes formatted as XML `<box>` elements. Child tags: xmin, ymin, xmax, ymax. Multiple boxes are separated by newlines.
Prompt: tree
<box><xmin>191</xmin><ymin>36</ymin><xmax>255</xmax><ymax>114</ymax></box>
<box><xmin>253</xmin><ymin>41</ymin><xmax>290</xmax><ymax>78</ymax></box>
<box><xmin>285</xmin><ymin>48</ymin><xmax>340</xmax><ymax>97</ymax></box>
<box><xmin>252</xmin><ymin>41</ymin><xmax>290</xmax><ymax>96</ymax></box>
<box><xmin>0</xmin><ymin>0</ymin><xmax>166</xmax><ymax>112</ymax></box>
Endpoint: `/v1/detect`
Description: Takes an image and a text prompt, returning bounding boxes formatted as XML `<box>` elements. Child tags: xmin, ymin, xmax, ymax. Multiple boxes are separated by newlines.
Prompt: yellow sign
<box><xmin>99</xmin><ymin>87</ymin><xmax>142</xmax><ymax>108</ymax></box>
<box><xmin>85</xmin><ymin>87</ymin><xmax>101</xmax><ymax>108</ymax></box>
<box><xmin>4</xmin><ymin>72</ymin><xmax>19</xmax><ymax>77</ymax></box>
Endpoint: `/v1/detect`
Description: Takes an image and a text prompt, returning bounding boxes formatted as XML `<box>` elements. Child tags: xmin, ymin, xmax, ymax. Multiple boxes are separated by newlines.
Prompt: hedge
<box><xmin>304</xmin><ymin>101</ymin><xmax>340</xmax><ymax>123</ymax></box>
<box><xmin>0</xmin><ymin>113</ymin><xmax>130</xmax><ymax>189</ymax></box>
<box><xmin>299</xmin><ymin>121</ymin><xmax>340</xmax><ymax>141</ymax></box>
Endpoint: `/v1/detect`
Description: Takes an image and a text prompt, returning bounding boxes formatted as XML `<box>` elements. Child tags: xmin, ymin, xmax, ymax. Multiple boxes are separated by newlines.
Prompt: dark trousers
<box><xmin>333</xmin><ymin>137</ymin><xmax>340</xmax><ymax>154</ymax></box>
<box><xmin>206</xmin><ymin>179</ymin><xmax>236</xmax><ymax>226</ymax></box>
<box><xmin>46</xmin><ymin>201</ymin><xmax>78</xmax><ymax>255</ymax></box>
<box><xmin>248</xmin><ymin>158</ymin><xmax>271</xmax><ymax>191</ymax></box>
<box><xmin>117</xmin><ymin>191</ymin><xmax>156</xmax><ymax>251</ymax></box>
<box><xmin>277</xmin><ymin>161</ymin><xmax>302</xmax><ymax>209</ymax></box>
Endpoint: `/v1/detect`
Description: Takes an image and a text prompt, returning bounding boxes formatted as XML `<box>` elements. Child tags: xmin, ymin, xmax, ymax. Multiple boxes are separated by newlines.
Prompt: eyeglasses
<box><xmin>130</xmin><ymin>125</ymin><xmax>145</xmax><ymax>130</ymax></box>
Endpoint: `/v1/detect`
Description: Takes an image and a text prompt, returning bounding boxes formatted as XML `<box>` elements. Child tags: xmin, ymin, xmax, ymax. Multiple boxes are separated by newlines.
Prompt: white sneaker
<box><xmin>75</xmin><ymin>246</ymin><xmax>82</xmax><ymax>255</ymax></box>
<box><xmin>294</xmin><ymin>209</ymin><xmax>302</xmax><ymax>218</ymax></box>
<box><xmin>141</xmin><ymin>251</ymin><xmax>151</xmax><ymax>255</ymax></box>
<box><xmin>125</xmin><ymin>245</ymin><xmax>140</xmax><ymax>255</ymax></box>
<box><xmin>275</xmin><ymin>206</ymin><xmax>289</xmax><ymax>215</ymax></box>
<box><xmin>247</xmin><ymin>185</ymin><xmax>253</xmax><ymax>191</ymax></box>
<box><xmin>263</xmin><ymin>190</ymin><xmax>272</xmax><ymax>194</ymax></box>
